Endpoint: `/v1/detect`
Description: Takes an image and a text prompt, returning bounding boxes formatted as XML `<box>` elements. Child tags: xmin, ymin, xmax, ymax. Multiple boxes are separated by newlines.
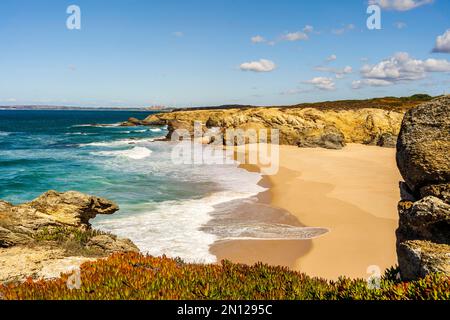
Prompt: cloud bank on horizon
<box><xmin>0</xmin><ymin>0</ymin><xmax>448</xmax><ymax>107</ymax></box>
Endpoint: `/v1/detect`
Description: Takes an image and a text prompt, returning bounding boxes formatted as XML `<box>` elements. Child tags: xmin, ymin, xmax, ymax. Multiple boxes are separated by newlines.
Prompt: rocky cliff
<box><xmin>0</xmin><ymin>191</ymin><xmax>139</xmax><ymax>283</ymax></box>
<box><xmin>127</xmin><ymin>96</ymin><xmax>431</xmax><ymax>149</ymax></box>
<box><xmin>396</xmin><ymin>96</ymin><xmax>450</xmax><ymax>280</ymax></box>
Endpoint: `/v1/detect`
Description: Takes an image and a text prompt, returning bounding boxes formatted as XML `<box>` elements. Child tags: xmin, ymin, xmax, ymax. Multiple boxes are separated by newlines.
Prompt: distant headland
<box><xmin>0</xmin><ymin>105</ymin><xmax>172</xmax><ymax>112</ymax></box>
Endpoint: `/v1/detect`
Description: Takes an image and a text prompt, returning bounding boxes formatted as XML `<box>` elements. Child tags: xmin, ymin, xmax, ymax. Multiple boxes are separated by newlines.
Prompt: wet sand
<box><xmin>211</xmin><ymin>144</ymin><xmax>401</xmax><ymax>280</ymax></box>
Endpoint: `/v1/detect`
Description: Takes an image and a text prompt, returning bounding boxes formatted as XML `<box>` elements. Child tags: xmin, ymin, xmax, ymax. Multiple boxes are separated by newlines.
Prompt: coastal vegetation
<box><xmin>1</xmin><ymin>252</ymin><xmax>448</xmax><ymax>300</ymax></box>
<box><xmin>32</xmin><ymin>226</ymin><xmax>117</xmax><ymax>257</ymax></box>
<box><xmin>170</xmin><ymin>94</ymin><xmax>434</xmax><ymax>112</ymax></box>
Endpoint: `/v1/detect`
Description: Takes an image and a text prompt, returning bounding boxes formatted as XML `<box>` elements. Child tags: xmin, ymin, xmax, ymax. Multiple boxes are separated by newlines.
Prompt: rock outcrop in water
<box><xmin>0</xmin><ymin>191</ymin><xmax>139</xmax><ymax>283</ymax></box>
<box><xmin>120</xmin><ymin>117</ymin><xmax>142</xmax><ymax>127</ymax></box>
<box><xmin>126</xmin><ymin>96</ymin><xmax>431</xmax><ymax>149</ymax></box>
<box><xmin>396</xmin><ymin>96</ymin><xmax>450</xmax><ymax>280</ymax></box>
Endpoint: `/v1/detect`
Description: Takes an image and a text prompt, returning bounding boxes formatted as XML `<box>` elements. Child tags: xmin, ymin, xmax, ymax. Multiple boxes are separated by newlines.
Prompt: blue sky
<box><xmin>0</xmin><ymin>0</ymin><xmax>449</xmax><ymax>107</ymax></box>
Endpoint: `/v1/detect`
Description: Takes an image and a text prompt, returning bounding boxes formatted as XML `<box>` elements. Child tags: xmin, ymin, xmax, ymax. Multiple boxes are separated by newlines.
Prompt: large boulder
<box><xmin>397</xmin><ymin>197</ymin><xmax>450</xmax><ymax>245</ymax></box>
<box><xmin>395</xmin><ymin>96</ymin><xmax>450</xmax><ymax>280</ymax></box>
<box><xmin>0</xmin><ymin>191</ymin><xmax>139</xmax><ymax>283</ymax></box>
<box><xmin>396</xmin><ymin>95</ymin><xmax>450</xmax><ymax>193</ymax></box>
<box><xmin>297</xmin><ymin>125</ymin><xmax>346</xmax><ymax>150</ymax></box>
<box><xmin>27</xmin><ymin>190</ymin><xmax>119</xmax><ymax>228</ymax></box>
<box><xmin>420</xmin><ymin>183</ymin><xmax>450</xmax><ymax>205</ymax></box>
<box><xmin>376</xmin><ymin>132</ymin><xmax>397</xmax><ymax>148</ymax></box>
<box><xmin>0</xmin><ymin>191</ymin><xmax>127</xmax><ymax>248</ymax></box>
<box><xmin>397</xmin><ymin>240</ymin><xmax>450</xmax><ymax>281</ymax></box>
<box><xmin>86</xmin><ymin>235</ymin><xmax>138</xmax><ymax>254</ymax></box>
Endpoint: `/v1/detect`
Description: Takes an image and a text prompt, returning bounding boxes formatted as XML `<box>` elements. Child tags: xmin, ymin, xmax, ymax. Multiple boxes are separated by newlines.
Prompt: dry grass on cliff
<box><xmin>286</xmin><ymin>94</ymin><xmax>434</xmax><ymax>112</ymax></box>
<box><xmin>172</xmin><ymin>94</ymin><xmax>434</xmax><ymax>113</ymax></box>
<box><xmin>31</xmin><ymin>226</ymin><xmax>114</xmax><ymax>258</ymax></box>
<box><xmin>1</xmin><ymin>252</ymin><xmax>448</xmax><ymax>300</ymax></box>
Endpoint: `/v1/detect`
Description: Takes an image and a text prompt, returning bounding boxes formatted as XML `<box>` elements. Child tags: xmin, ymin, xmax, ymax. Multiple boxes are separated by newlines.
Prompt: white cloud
<box><xmin>394</xmin><ymin>22</ymin><xmax>407</xmax><ymax>29</ymax></box>
<box><xmin>368</xmin><ymin>0</ymin><xmax>434</xmax><ymax>11</ymax></box>
<box><xmin>262</xmin><ymin>26</ymin><xmax>315</xmax><ymax>45</ymax></box>
<box><xmin>332</xmin><ymin>24</ymin><xmax>355</xmax><ymax>35</ymax></box>
<box><xmin>304</xmin><ymin>77</ymin><xmax>336</xmax><ymax>90</ymax></box>
<box><xmin>251</xmin><ymin>35</ymin><xmax>266</xmax><ymax>44</ymax></box>
<box><xmin>240</xmin><ymin>59</ymin><xmax>276</xmax><ymax>72</ymax></box>
<box><xmin>281</xmin><ymin>31</ymin><xmax>309</xmax><ymax>41</ymax></box>
<box><xmin>326</xmin><ymin>54</ymin><xmax>337</xmax><ymax>62</ymax></box>
<box><xmin>343</xmin><ymin>66</ymin><xmax>353</xmax><ymax>73</ymax></box>
<box><xmin>315</xmin><ymin>65</ymin><xmax>353</xmax><ymax>78</ymax></box>
<box><xmin>303</xmin><ymin>25</ymin><xmax>314</xmax><ymax>33</ymax></box>
<box><xmin>352</xmin><ymin>79</ymin><xmax>393</xmax><ymax>89</ymax></box>
<box><xmin>354</xmin><ymin>52</ymin><xmax>450</xmax><ymax>88</ymax></box>
<box><xmin>280</xmin><ymin>88</ymin><xmax>312</xmax><ymax>95</ymax></box>
<box><xmin>172</xmin><ymin>31</ymin><xmax>184</xmax><ymax>37</ymax></box>
<box><xmin>433</xmin><ymin>29</ymin><xmax>450</xmax><ymax>53</ymax></box>
<box><xmin>362</xmin><ymin>52</ymin><xmax>450</xmax><ymax>81</ymax></box>
<box><xmin>423</xmin><ymin>58</ymin><xmax>450</xmax><ymax>71</ymax></box>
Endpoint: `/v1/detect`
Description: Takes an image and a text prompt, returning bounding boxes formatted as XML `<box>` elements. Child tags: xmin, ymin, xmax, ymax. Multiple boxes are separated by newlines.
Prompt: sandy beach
<box><xmin>211</xmin><ymin>144</ymin><xmax>402</xmax><ymax>280</ymax></box>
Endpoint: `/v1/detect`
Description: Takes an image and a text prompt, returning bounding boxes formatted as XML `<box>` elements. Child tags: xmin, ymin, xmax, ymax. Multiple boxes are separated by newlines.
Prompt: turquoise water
<box><xmin>0</xmin><ymin>110</ymin><xmax>221</xmax><ymax>204</ymax></box>
<box><xmin>0</xmin><ymin>110</ymin><xmax>269</xmax><ymax>262</ymax></box>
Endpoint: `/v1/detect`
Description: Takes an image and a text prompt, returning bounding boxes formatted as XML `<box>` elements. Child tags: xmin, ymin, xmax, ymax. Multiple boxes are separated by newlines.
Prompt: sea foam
<box><xmin>93</xmin><ymin>146</ymin><xmax>152</xmax><ymax>160</ymax></box>
<box><xmin>72</xmin><ymin>122</ymin><xmax>123</xmax><ymax>128</ymax></box>
<box><xmin>65</xmin><ymin>132</ymin><xmax>92</xmax><ymax>136</ymax></box>
<box><xmin>79</xmin><ymin>137</ymin><xmax>155</xmax><ymax>147</ymax></box>
<box><xmin>94</xmin><ymin>191</ymin><xmax>261</xmax><ymax>263</ymax></box>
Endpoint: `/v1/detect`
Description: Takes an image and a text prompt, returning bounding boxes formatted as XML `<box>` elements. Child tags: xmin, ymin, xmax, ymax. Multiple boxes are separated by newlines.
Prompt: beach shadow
<box><xmin>210</xmin><ymin>238</ymin><xmax>312</xmax><ymax>270</ymax></box>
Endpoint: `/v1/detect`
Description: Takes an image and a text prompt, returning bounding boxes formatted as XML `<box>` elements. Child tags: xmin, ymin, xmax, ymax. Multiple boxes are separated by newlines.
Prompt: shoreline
<box><xmin>211</xmin><ymin>144</ymin><xmax>401</xmax><ymax>280</ymax></box>
<box><xmin>210</xmin><ymin>161</ymin><xmax>315</xmax><ymax>273</ymax></box>
<box><xmin>210</xmin><ymin>165</ymin><xmax>315</xmax><ymax>270</ymax></box>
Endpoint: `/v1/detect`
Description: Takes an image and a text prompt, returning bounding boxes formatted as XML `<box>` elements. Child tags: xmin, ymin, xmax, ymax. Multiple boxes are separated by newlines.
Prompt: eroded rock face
<box><xmin>420</xmin><ymin>184</ymin><xmax>450</xmax><ymax>205</ymax></box>
<box><xmin>28</xmin><ymin>190</ymin><xmax>119</xmax><ymax>228</ymax></box>
<box><xmin>396</xmin><ymin>96</ymin><xmax>450</xmax><ymax>280</ymax></box>
<box><xmin>376</xmin><ymin>133</ymin><xmax>397</xmax><ymax>148</ymax></box>
<box><xmin>397</xmin><ymin>197</ymin><xmax>450</xmax><ymax>245</ymax></box>
<box><xmin>397</xmin><ymin>240</ymin><xmax>450</xmax><ymax>280</ymax></box>
<box><xmin>0</xmin><ymin>246</ymin><xmax>96</xmax><ymax>284</ymax></box>
<box><xmin>396</xmin><ymin>96</ymin><xmax>450</xmax><ymax>193</ymax></box>
<box><xmin>133</xmin><ymin>106</ymin><xmax>406</xmax><ymax>150</ymax></box>
<box><xmin>86</xmin><ymin>235</ymin><xmax>138</xmax><ymax>253</ymax></box>
<box><xmin>296</xmin><ymin>125</ymin><xmax>345</xmax><ymax>150</ymax></box>
<box><xmin>0</xmin><ymin>191</ymin><xmax>139</xmax><ymax>283</ymax></box>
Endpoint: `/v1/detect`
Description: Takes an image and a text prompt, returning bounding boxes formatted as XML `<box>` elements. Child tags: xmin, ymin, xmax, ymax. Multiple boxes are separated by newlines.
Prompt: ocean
<box><xmin>0</xmin><ymin>110</ymin><xmax>269</xmax><ymax>262</ymax></box>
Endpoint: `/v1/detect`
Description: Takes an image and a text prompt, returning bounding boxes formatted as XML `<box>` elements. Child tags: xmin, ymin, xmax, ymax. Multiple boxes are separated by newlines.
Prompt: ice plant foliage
<box><xmin>1</xmin><ymin>253</ymin><xmax>448</xmax><ymax>300</ymax></box>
